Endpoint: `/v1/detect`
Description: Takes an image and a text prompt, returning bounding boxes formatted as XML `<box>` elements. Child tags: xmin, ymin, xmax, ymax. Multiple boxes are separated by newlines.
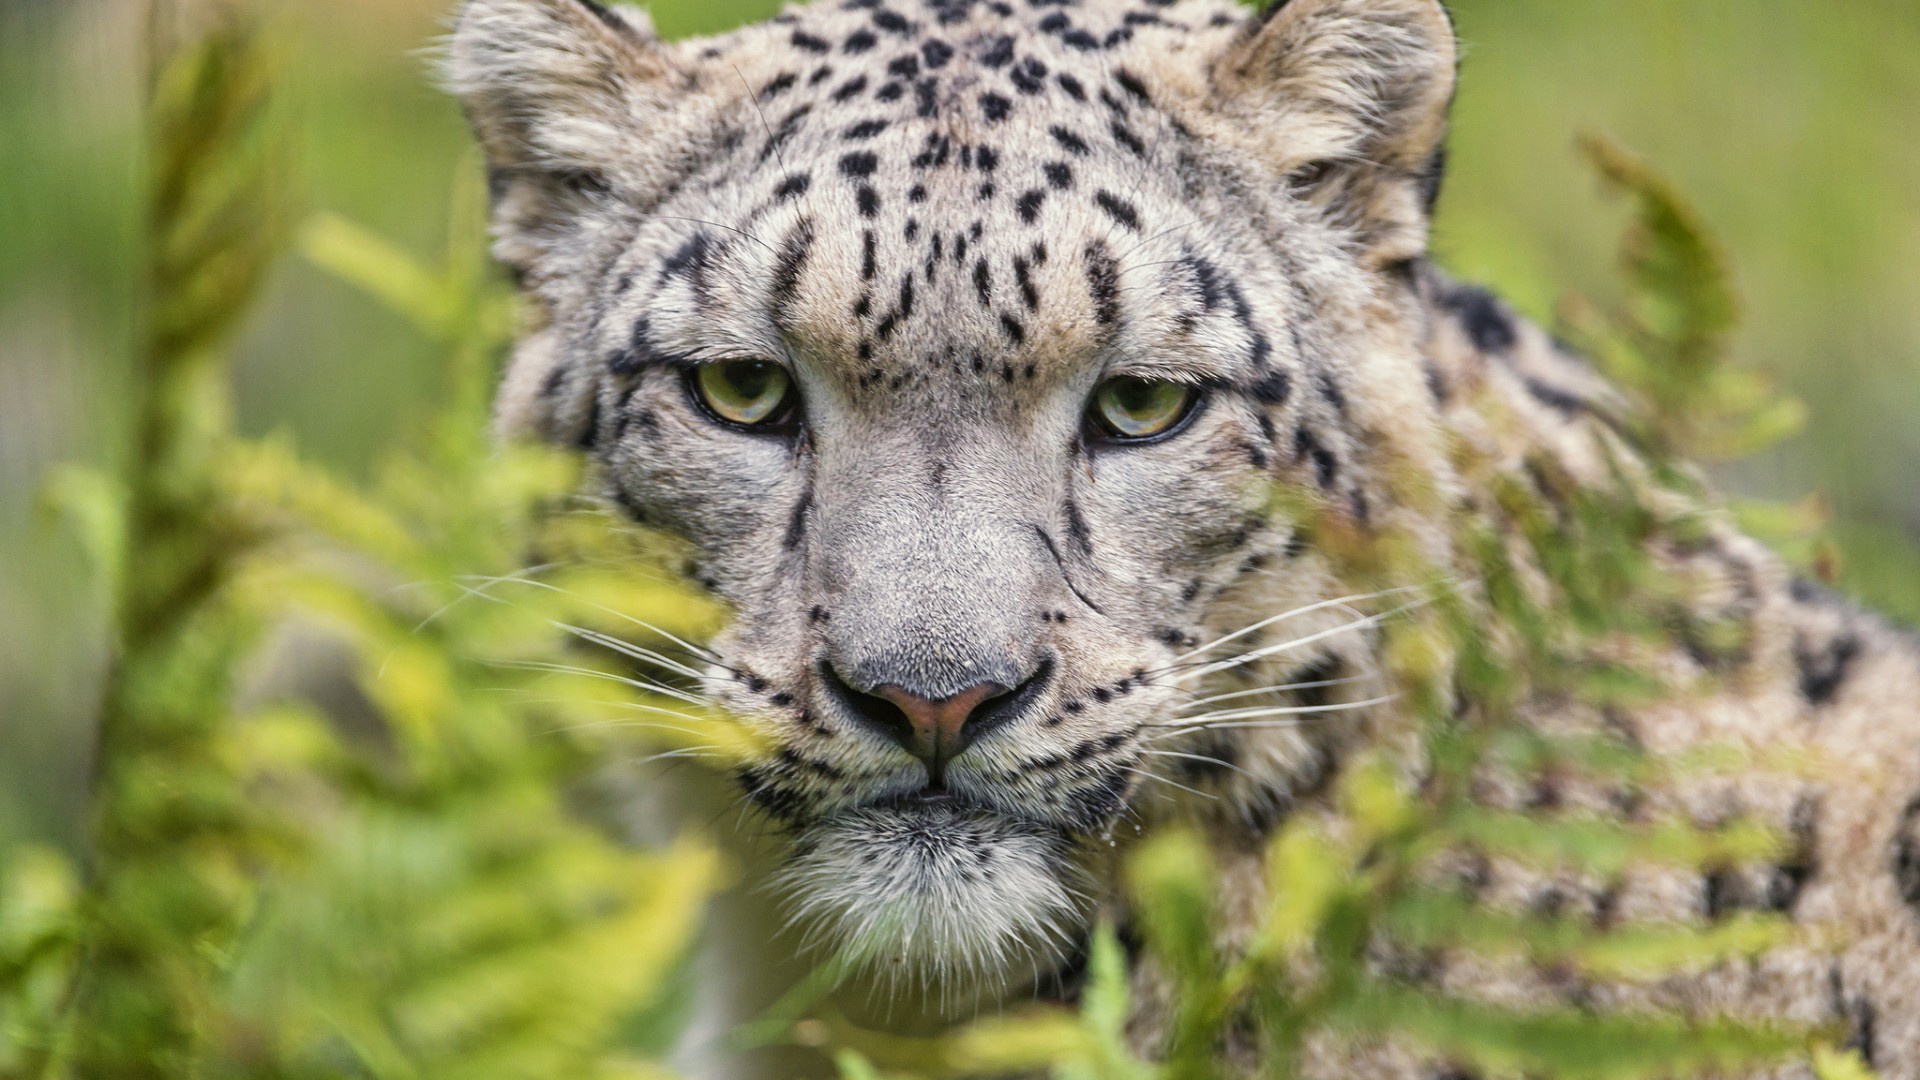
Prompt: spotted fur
<box><xmin>450</xmin><ymin>0</ymin><xmax>1920</xmax><ymax>1074</ymax></box>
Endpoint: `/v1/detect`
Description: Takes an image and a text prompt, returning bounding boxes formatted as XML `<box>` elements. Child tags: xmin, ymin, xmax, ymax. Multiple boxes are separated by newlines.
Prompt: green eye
<box><xmin>1091</xmin><ymin>377</ymin><xmax>1199</xmax><ymax>441</ymax></box>
<box><xmin>693</xmin><ymin>360</ymin><xmax>795</xmax><ymax>427</ymax></box>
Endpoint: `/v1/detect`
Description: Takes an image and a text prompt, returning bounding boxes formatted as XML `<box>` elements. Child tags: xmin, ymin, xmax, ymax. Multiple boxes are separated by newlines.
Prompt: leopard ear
<box><xmin>448</xmin><ymin>0</ymin><xmax>690</xmax><ymax>280</ymax></box>
<box><xmin>1211</xmin><ymin>0</ymin><xmax>1456</xmax><ymax>267</ymax></box>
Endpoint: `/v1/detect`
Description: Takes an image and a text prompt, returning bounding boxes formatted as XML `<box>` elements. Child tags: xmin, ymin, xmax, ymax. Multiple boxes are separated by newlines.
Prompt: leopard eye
<box><xmin>691</xmin><ymin>360</ymin><xmax>796</xmax><ymax>428</ymax></box>
<box><xmin>1090</xmin><ymin>376</ymin><xmax>1200</xmax><ymax>442</ymax></box>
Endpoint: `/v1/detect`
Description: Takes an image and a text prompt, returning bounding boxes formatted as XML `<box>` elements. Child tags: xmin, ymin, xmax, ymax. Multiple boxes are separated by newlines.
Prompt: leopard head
<box><xmin>450</xmin><ymin>0</ymin><xmax>1458</xmax><ymax>991</ymax></box>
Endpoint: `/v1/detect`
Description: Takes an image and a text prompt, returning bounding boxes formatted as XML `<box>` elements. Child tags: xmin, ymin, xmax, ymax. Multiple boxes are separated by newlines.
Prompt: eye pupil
<box><xmin>1092</xmin><ymin>376</ymin><xmax>1197</xmax><ymax>441</ymax></box>
<box><xmin>694</xmin><ymin>360</ymin><xmax>795</xmax><ymax>427</ymax></box>
<box><xmin>723</xmin><ymin>362</ymin><xmax>776</xmax><ymax>398</ymax></box>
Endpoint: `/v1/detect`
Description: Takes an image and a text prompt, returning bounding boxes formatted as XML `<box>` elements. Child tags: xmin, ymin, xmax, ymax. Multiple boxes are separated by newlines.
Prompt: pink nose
<box><xmin>874</xmin><ymin>682</ymin><xmax>1008</xmax><ymax>769</ymax></box>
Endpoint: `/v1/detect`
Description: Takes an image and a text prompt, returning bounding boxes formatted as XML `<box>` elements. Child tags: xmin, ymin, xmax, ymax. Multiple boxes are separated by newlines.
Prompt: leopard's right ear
<box><xmin>448</xmin><ymin>0</ymin><xmax>705</xmax><ymax>279</ymax></box>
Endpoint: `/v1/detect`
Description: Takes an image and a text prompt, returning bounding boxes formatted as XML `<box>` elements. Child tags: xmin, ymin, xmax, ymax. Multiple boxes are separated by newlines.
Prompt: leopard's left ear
<box><xmin>1210</xmin><ymin>0</ymin><xmax>1456</xmax><ymax>268</ymax></box>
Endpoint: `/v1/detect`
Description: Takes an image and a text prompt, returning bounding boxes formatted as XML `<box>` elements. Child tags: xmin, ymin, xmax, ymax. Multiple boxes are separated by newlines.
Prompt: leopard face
<box><xmin>452</xmin><ymin>0</ymin><xmax>1457</xmax><ymax>989</ymax></box>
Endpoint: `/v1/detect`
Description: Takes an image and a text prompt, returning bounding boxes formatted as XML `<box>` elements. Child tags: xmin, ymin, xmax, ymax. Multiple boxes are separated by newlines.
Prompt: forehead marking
<box><xmin>1093</xmin><ymin>190</ymin><xmax>1142</xmax><ymax>232</ymax></box>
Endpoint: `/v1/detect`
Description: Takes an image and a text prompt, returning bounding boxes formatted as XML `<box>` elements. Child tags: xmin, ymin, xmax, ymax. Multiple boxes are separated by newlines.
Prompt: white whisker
<box><xmin>1125</xmin><ymin>767</ymin><xmax>1217</xmax><ymax>801</ymax></box>
<box><xmin>1138</xmin><ymin>749</ymin><xmax>1261</xmax><ymax>782</ymax></box>
<box><xmin>462</xmin><ymin>574</ymin><xmax>722</xmax><ymax>663</ymax></box>
<box><xmin>1160</xmin><ymin>693</ymin><xmax>1402</xmax><ymax>727</ymax></box>
<box><xmin>1173</xmin><ymin>598</ymin><xmax>1433</xmax><ymax>685</ymax></box>
<box><xmin>1172</xmin><ymin>585</ymin><xmax>1427</xmax><ymax>664</ymax></box>
<box><xmin>1175</xmin><ymin>671</ymin><xmax>1382</xmax><ymax>713</ymax></box>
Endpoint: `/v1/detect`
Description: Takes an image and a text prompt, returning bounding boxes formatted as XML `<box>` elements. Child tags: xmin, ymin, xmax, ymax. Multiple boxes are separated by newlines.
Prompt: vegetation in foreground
<box><xmin>0</xmin><ymin>7</ymin><xmax>1897</xmax><ymax>1080</ymax></box>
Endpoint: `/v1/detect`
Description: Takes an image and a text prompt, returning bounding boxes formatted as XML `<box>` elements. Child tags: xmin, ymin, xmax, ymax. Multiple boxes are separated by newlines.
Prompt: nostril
<box><xmin>819</xmin><ymin>662</ymin><xmax>917</xmax><ymax>749</ymax></box>
<box><xmin>963</xmin><ymin>655</ymin><xmax>1053</xmax><ymax>745</ymax></box>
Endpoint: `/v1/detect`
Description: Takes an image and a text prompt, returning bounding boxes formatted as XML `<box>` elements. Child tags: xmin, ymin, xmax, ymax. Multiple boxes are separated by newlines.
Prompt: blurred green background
<box><xmin>3</xmin><ymin>0</ymin><xmax>1917</xmax><ymax>852</ymax></box>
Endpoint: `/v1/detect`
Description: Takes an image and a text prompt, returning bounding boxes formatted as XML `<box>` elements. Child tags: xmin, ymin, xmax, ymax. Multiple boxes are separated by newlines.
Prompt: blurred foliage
<box><xmin>0</xmin><ymin>1</ymin><xmax>1915</xmax><ymax>1079</ymax></box>
<box><xmin>6</xmin><ymin>0</ymin><xmax>1920</xmax><ymax>855</ymax></box>
<box><xmin>5</xmin><ymin>9</ymin><xmax>731</xmax><ymax>1078</ymax></box>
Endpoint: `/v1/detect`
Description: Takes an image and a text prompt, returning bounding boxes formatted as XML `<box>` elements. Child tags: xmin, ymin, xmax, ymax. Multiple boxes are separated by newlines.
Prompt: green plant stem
<box><xmin>56</xmin><ymin>8</ymin><xmax>281</xmax><ymax>1077</ymax></box>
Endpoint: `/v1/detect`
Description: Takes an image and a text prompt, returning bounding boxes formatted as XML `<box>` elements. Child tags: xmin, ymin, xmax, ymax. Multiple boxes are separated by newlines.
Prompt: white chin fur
<box><xmin>778</xmin><ymin>805</ymin><xmax>1086</xmax><ymax>993</ymax></box>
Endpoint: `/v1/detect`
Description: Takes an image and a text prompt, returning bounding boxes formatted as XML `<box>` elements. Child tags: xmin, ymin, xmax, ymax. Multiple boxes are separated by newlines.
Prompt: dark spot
<box><xmin>1043</xmin><ymin>162</ymin><xmax>1073</xmax><ymax>189</ymax></box>
<box><xmin>1522</xmin><ymin>376</ymin><xmax>1589</xmax><ymax>415</ymax></box>
<box><xmin>1056</xmin><ymin>72</ymin><xmax>1086</xmax><ymax>100</ymax></box>
<box><xmin>1011</xmin><ymin>56</ymin><xmax>1048</xmax><ymax>94</ymax></box>
<box><xmin>1315</xmin><ymin>370</ymin><xmax>1347</xmax><ymax>415</ymax></box>
<box><xmin>843</xmin><ymin>29</ymin><xmax>878</xmax><ymax>53</ymax></box>
<box><xmin>980</xmin><ymin>34</ymin><xmax>1015</xmax><ymax>67</ymax></box>
<box><xmin>791</xmin><ymin>30</ymin><xmax>832</xmax><ymax>53</ymax></box>
<box><xmin>980</xmin><ymin>92</ymin><xmax>1013</xmax><ymax>121</ymax></box>
<box><xmin>914</xmin><ymin>78</ymin><xmax>939</xmax><ymax>118</ymax></box>
<box><xmin>975</xmin><ymin>146</ymin><xmax>1000</xmax><ymax>172</ymax></box>
<box><xmin>1000</xmin><ymin>313</ymin><xmax>1026</xmax><ymax>344</ymax></box>
<box><xmin>761</xmin><ymin>72</ymin><xmax>798</xmax><ymax>98</ymax></box>
<box><xmin>1294</xmin><ymin>428</ymin><xmax>1338</xmax><ymax>488</ymax></box>
<box><xmin>1050</xmin><ymin>126</ymin><xmax>1090</xmax><ymax>156</ymax></box>
<box><xmin>1110</xmin><ymin>119</ymin><xmax>1146</xmax><ymax>156</ymax></box>
<box><xmin>573</xmin><ymin>0</ymin><xmax>625</xmax><ymax>30</ymax></box>
<box><xmin>1093</xmin><ymin>190</ymin><xmax>1141</xmax><ymax>231</ymax></box>
<box><xmin>769</xmin><ymin>220</ymin><xmax>815</xmax><ymax>318</ymax></box>
<box><xmin>1012</xmin><ymin>255</ymin><xmax>1040</xmax><ymax>311</ymax></box>
<box><xmin>1438</xmin><ymin>282</ymin><xmax>1519</xmax><ymax>353</ymax></box>
<box><xmin>1062</xmin><ymin>28</ymin><xmax>1098</xmax><ymax>50</ymax></box>
<box><xmin>973</xmin><ymin>259</ymin><xmax>993</xmax><ymax>305</ymax></box>
<box><xmin>1702</xmin><ymin>870</ymin><xmax>1738</xmax><ymax>921</ymax></box>
<box><xmin>1835</xmin><ymin>973</ymin><xmax>1879</xmax><ymax>1070</ymax></box>
<box><xmin>843</xmin><ymin>119</ymin><xmax>889</xmax><ymax>140</ymax></box>
<box><xmin>872</xmin><ymin>9</ymin><xmax>911</xmax><ymax>34</ymax></box>
<box><xmin>609</xmin><ymin>318</ymin><xmax>653</xmax><ymax>376</ymax></box>
<box><xmin>1422</xmin><ymin>358</ymin><xmax>1451</xmax><ymax>403</ymax></box>
<box><xmin>1894</xmin><ymin>795</ymin><xmax>1920</xmax><ymax>914</ymax></box>
<box><xmin>857</xmin><ymin>185</ymin><xmax>881</xmax><ymax>217</ymax></box>
<box><xmin>1064</xmin><ymin>497</ymin><xmax>1093</xmax><ymax>555</ymax></box>
<box><xmin>909</xmin><ymin>132</ymin><xmax>952</xmax><ymax>169</ymax></box>
<box><xmin>758</xmin><ymin>104</ymin><xmax>813</xmax><ymax>162</ymax></box>
<box><xmin>921</xmin><ymin>39</ymin><xmax>955</xmax><ymax>68</ymax></box>
<box><xmin>896</xmin><ymin>272</ymin><xmax>916</xmax><ymax>319</ymax></box>
<box><xmin>1113</xmin><ymin>68</ymin><xmax>1151</xmax><ymax>103</ymax></box>
<box><xmin>841</xmin><ymin>153</ymin><xmax>882</xmax><ymax>182</ymax></box>
<box><xmin>1248</xmin><ymin>369</ymin><xmax>1291</xmax><ymax>405</ymax></box>
<box><xmin>861</xmin><ymin>230</ymin><xmax>878</xmax><ymax>280</ymax></box>
<box><xmin>809</xmin><ymin>605</ymin><xmax>831</xmax><ymax>624</ymax></box>
<box><xmin>1084</xmin><ymin>241</ymin><xmax>1120</xmax><ymax>325</ymax></box>
<box><xmin>832</xmin><ymin>75</ymin><xmax>870</xmax><ymax>102</ymax></box>
<box><xmin>774</xmin><ymin>172</ymin><xmax>813</xmax><ymax>200</ymax></box>
<box><xmin>1766</xmin><ymin>795</ymin><xmax>1819</xmax><ymax>912</ymax></box>
<box><xmin>1416</xmin><ymin>144</ymin><xmax>1449</xmax><ymax>215</ymax></box>
<box><xmin>1795</xmin><ymin>630</ymin><xmax>1862</xmax><ymax>706</ymax></box>
<box><xmin>908</xmin><ymin>183</ymin><xmax>928</xmax><ymax>203</ymax></box>
<box><xmin>659</xmin><ymin>231</ymin><xmax>713</xmax><ymax>291</ymax></box>
<box><xmin>875</xmin><ymin>81</ymin><xmax>905</xmax><ymax>101</ymax></box>
<box><xmin>887</xmin><ymin>54</ymin><xmax>920</xmax><ymax>79</ymax></box>
<box><xmin>1016</xmin><ymin>189</ymin><xmax>1047</xmax><ymax>224</ymax></box>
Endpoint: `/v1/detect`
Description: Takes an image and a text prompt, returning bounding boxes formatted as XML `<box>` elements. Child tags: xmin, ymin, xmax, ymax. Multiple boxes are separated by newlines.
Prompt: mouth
<box><xmin>872</xmin><ymin>784</ymin><xmax>964</xmax><ymax>811</ymax></box>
